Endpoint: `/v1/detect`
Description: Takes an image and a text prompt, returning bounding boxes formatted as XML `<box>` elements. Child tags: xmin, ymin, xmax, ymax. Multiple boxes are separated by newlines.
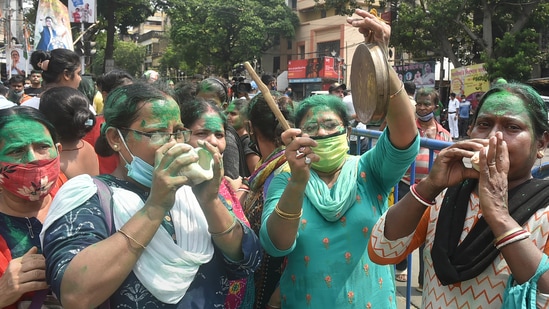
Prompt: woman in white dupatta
<box><xmin>41</xmin><ymin>82</ymin><xmax>262</xmax><ymax>308</ymax></box>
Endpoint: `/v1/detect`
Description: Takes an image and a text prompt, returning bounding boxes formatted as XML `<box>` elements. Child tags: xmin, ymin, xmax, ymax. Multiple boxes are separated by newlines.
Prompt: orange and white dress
<box><xmin>369</xmin><ymin>191</ymin><xmax>549</xmax><ymax>308</ymax></box>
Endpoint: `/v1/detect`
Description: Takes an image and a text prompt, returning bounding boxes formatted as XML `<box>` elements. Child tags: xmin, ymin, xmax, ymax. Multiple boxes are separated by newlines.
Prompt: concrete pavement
<box><xmin>395</xmin><ymin>249</ymin><xmax>422</xmax><ymax>309</ymax></box>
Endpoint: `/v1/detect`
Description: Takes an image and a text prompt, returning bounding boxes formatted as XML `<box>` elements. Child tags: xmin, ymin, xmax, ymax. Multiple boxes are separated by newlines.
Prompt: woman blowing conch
<box><xmin>369</xmin><ymin>82</ymin><xmax>549</xmax><ymax>307</ymax></box>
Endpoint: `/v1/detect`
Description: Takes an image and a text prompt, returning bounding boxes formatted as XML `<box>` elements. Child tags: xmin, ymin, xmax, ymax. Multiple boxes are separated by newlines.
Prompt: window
<box><xmin>299</xmin><ymin>45</ymin><xmax>305</xmax><ymax>59</ymax></box>
<box><xmin>287</xmin><ymin>39</ymin><xmax>292</xmax><ymax>50</ymax></box>
<box><xmin>316</xmin><ymin>41</ymin><xmax>340</xmax><ymax>58</ymax></box>
<box><xmin>273</xmin><ymin>57</ymin><xmax>280</xmax><ymax>73</ymax></box>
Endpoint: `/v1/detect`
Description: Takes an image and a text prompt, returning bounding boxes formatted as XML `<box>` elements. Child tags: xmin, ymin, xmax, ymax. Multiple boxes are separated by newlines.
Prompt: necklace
<box><xmin>62</xmin><ymin>140</ymin><xmax>84</xmax><ymax>152</ymax></box>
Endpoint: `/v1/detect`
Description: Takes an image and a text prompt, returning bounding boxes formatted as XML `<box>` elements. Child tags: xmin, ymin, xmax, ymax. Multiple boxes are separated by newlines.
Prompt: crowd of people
<box><xmin>2</xmin><ymin>8</ymin><xmax>549</xmax><ymax>309</ymax></box>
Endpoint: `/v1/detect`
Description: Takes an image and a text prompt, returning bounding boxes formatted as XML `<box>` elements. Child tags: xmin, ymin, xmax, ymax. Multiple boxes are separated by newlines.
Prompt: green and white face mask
<box><xmin>310</xmin><ymin>130</ymin><xmax>349</xmax><ymax>173</ymax></box>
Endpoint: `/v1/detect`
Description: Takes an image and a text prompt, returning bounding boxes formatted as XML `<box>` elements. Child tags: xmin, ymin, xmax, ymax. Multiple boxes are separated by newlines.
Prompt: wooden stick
<box><xmin>243</xmin><ymin>62</ymin><xmax>290</xmax><ymax>131</ymax></box>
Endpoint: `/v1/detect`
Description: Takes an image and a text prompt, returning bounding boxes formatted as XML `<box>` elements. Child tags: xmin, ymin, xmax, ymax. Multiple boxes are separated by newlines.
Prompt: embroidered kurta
<box><xmin>261</xmin><ymin>131</ymin><xmax>420</xmax><ymax>308</ymax></box>
<box><xmin>43</xmin><ymin>175</ymin><xmax>262</xmax><ymax>308</ymax></box>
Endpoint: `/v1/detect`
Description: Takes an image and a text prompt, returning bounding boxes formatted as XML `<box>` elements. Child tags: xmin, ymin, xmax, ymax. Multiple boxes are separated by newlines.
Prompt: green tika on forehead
<box><xmin>202</xmin><ymin>113</ymin><xmax>224</xmax><ymax>131</ymax></box>
<box><xmin>150</xmin><ymin>98</ymin><xmax>180</xmax><ymax>126</ymax></box>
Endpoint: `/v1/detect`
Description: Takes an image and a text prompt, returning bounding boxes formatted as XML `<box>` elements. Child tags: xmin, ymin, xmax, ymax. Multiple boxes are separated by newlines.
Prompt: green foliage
<box><xmin>90</xmin><ymin>36</ymin><xmax>145</xmax><ymax>77</ymax></box>
<box><xmin>388</xmin><ymin>0</ymin><xmax>549</xmax><ymax>82</ymax></box>
<box><xmin>164</xmin><ymin>0</ymin><xmax>299</xmax><ymax>75</ymax></box>
<box><xmin>482</xmin><ymin>30</ymin><xmax>542</xmax><ymax>82</ymax></box>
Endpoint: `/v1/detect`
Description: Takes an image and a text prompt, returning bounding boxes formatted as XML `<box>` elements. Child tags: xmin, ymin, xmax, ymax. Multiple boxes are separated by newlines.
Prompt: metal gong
<box><xmin>350</xmin><ymin>42</ymin><xmax>390</xmax><ymax>124</ymax></box>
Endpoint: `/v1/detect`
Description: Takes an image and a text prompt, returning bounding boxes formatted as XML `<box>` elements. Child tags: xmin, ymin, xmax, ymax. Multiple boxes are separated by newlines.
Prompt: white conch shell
<box><xmin>178</xmin><ymin>147</ymin><xmax>214</xmax><ymax>185</ymax></box>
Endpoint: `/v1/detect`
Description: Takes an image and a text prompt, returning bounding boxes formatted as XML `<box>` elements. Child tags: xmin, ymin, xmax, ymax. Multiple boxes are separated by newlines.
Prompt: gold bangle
<box><xmin>389</xmin><ymin>82</ymin><xmax>405</xmax><ymax>99</ymax></box>
<box><xmin>209</xmin><ymin>216</ymin><xmax>238</xmax><ymax>238</ymax></box>
<box><xmin>118</xmin><ymin>229</ymin><xmax>147</xmax><ymax>250</ymax></box>
<box><xmin>494</xmin><ymin>227</ymin><xmax>523</xmax><ymax>244</ymax></box>
<box><xmin>274</xmin><ymin>204</ymin><xmax>302</xmax><ymax>220</ymax></box>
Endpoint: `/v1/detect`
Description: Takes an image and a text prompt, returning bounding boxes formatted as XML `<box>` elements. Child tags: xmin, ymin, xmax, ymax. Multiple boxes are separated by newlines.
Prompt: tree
<box><xmin>317</xmin><ymin>0</ymin><xmax>549</xmax><ymax>82</ymax></box>
<box><xmin>163</xmin><ymin>0</ymin><xmax>299</xmax><ymax>76</ymax></box>
<box><xmin>91</xmin><ymin>36</ymin><xmax>146</xmax><ymax>77</ymax></box>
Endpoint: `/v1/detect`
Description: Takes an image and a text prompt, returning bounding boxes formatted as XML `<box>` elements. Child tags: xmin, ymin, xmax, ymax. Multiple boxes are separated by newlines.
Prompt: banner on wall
<box><xmin>7</xmin><ymin>45</ymin><xmax>27</xmax><ymax>78</ymax></box>
<box><xmin>393</xmin><ymin>61</ymin><xmax>436</xmax><ymax>88</ymax></box>
<box><xmin>450</xmin><ymin>64</ymin><xmax>489</xmax><ymax>100</ymax></box>
<box><xmin>288</xmin><ymin>57</ymin><xmax>343</xmax><ymax>82</ymax></box>
<box><xmin>69</xmin><ymin>0</ymin><xmax>96</xmax><ymax>24</ymax></box>
<box><xmin>34</xmin><ymin>0</ymin><xmax>73</xmax><ymax>51</ymax></box>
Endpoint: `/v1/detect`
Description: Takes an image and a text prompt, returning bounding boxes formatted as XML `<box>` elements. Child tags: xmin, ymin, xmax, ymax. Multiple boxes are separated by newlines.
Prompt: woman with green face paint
<box><xmin>180</xmin><ymin>97</ymin><xmax>257</xmax><ymax>309</ymax></box>
<box><xmin>0</xmin><ymin>106</ymin><xmax>63</xmax><ymax>308</ymax></box>
<box><xmin>226</xmin><ymin>98</ymin><xmax>260</xmax><ymax>176</ymax></box>
<box><xmin>260</xmin><ymin>10</ymin><xmax>420</xmax><ymax>309</ymax></box>
<box><xmin>40</xmin><ymin>83</ymin><xmax>261</xmax><ymax>308</ymax></box>
<box><xmin>369</xmin><ymin>83</ymin><xmax>549</xmax><ymax>307</ymax></box>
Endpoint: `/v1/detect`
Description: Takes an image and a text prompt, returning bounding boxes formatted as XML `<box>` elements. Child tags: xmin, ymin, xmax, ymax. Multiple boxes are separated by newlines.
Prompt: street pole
<box><xmin>80</xmin><ymin>22</ymin><xmax>85</xmax><ymax>74</ymax></box>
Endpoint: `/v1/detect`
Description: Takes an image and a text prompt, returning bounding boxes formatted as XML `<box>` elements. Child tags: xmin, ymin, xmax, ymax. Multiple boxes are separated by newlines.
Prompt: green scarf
<box><xmin>305</xmin><ymin>156</ymin><xmax>359</xmax><ymax>221</ymax></box>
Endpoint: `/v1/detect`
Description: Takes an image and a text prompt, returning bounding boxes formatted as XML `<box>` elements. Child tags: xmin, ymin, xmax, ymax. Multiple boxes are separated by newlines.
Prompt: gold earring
<box><xmin>113</xmin><ymin>145</ymin><xmax>119</xmax><ymax>150</ymax></box>
<box><xmin>538</xmin><ymin>150</ymin><xmax>545</xmax><ymax>159</ymax></box>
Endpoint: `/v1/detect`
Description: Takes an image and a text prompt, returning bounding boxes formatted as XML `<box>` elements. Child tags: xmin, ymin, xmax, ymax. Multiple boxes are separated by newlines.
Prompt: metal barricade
<box><xmin>351</xmin><ymin>128</ymin><xmax>452</xmax><ymax>309</ymax></box>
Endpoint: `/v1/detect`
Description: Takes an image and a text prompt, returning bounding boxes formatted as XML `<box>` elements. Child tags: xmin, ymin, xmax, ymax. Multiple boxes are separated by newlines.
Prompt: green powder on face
<box><xmin>0</xmin><ymin>117</ymin><xmax>56</xmax><ymax>162</ymax></box>
<box><xmin>202</xmin><ymin>113</ymin><xmax>224</xmax><ymax>132</ymax></box>
<box><xmin>150</xmin><ymin>98</ymin><xmax>181</xmax><ymax>126</ymax></box>
<box><xmin>478</xmin><ymin>92</ymin><xmax>534</xmax><ymax>132</ymax></box>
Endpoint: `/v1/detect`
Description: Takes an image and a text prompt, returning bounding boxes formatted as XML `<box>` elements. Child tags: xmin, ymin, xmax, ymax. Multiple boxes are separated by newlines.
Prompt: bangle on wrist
<box><xmin>118</xmin><ymin>229</ymin><xmax>147</xmax><ymax>250</ymax></box>
<box><xmin>274</xmin><ymin>204</ymin><xmax>302</xmax><ymax>220</ymax></box>
<box><xmin>389</xmin><ymin>82</ymin><xmax>405</xmax><ymax>99</ymax></box>
<box><xmin>409</xmin><ymin>184</ymin><xmax>436</xmax><ymax>207</ymax></box>
<box><xmin>494</xmin><ymin>227</ymin><xmax>523</xmax><ymax>244</ymax></box>
<box><xmin>209</xmin><ymin>216</ymin><xmax>238</xmax><ymax>238</ymax></box>
<box><xmin>494</xmin><ymin>229</ymin><xmax>530</xmax><ymax>250</ymax></box>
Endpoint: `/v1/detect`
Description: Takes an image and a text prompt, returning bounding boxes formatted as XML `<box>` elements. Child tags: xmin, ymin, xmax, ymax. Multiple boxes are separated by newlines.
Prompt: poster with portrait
<box><xmin>450</xmin><ymin>63</ymin><xmax>489</xmax><ymax>100</ymax></box>
<box><xmin>7</xmin><ymin>45</ymin><xmax>27</xmax><ymax>78</ymax></box>
<box><xmin>68</xmin><ymin>0</ymin><xmax>96</xmax><ymax>24</ymax></box>
<box><xmin>393</xmin><ymin>61</ymin><xmax>436</xmax><ymax>88</ymax></box>
<box><xmin>34</xmin><ymin>0</ymin><xmax>73</xmax><ymax>52</ymax></box>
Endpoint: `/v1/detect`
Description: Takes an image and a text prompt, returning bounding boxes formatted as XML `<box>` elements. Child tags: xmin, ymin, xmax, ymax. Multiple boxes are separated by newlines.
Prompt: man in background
<box><xmin>447</xmin><ymin>92</ymin><xmax>460</xmax><ymax>140</ymax></box>
<box><xmin>329</xmin><ymin>82</ymin><xmax>346</xmax><ymax>99</ymax></box>
<box><xmin>24</xmin><ymin>70</ymin><xmax>43</xmax><ymax>98</ymax></box>
<box><xmin>458</xmin><ymin>94</ymin><xmax>471</xmax><ymax>139</ymax></box>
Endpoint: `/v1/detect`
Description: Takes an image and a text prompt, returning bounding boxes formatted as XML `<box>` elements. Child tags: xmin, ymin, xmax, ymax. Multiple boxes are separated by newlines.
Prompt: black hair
<box><xmin>0</xmin><ymin>106</ymin><xmax>58</xmax><ymax>144</ymax></box>
<box><xmin>39</xmin><ymin>87</ymin><xmax>95</xmax><ymax>143</ymax></box>
<box><xmin>30</xmin><ymin>49</ymin><xmax>80</xmax><ymax>84</ymax></box>
<box><xmin>261</xmin><ymin>74</ymin><xmax>276</xmax><ymax>85</ymax></box>
<box><xmin>404</xmin><ymin>81</ymin><xmax>416</xmax><ymax>95</ymax></box>
<box><xmin>179</xmin><ymin>97</ymin><xmax>227</xmax><ymax>130</ymax></box>
<box><xmin>172</xmin><ymin>80</ymin><xmax>197</xmax><ymax>106</ymax></box>
<box><xmin>9</xmin><ymin>75</ymin><xmax>25</xmax><ymax>85</ymax></box>
<box><xmin>95</xmin><ymin>69</ymin><xmax>133</xmax><ymax>95</ymax></box>
<box><xmin>95</xmin><ymin>82</ymin><xmax>170</xmax><ymax>157</ymax></box>
<box><xmin>196</xmin><ymin>78</ymin><xmax>228</xmax><ymax>104</ymax></box>
<box><xmin>247</xmin><ymin>91</ymin><xmax>294</xmax><ymax>146</ymax></box>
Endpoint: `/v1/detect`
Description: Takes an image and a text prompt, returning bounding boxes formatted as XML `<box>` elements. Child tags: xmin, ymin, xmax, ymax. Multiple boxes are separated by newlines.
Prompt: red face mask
<box><xmin>0</xmin><ymin>157</ymin><xmax>60</xmax><ymax>201</ymax></box>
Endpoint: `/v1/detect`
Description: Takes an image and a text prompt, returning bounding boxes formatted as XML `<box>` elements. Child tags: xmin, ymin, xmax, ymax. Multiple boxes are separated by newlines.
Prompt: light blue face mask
<box><xmin>117</xmin><ymin>129</ymin><xmax>154</xmax><ymax>188</ymax></box>
<box><xmin>416</xmin><ymin>112</ymin><xmax>434</xmax><ymax>122</ymax></box>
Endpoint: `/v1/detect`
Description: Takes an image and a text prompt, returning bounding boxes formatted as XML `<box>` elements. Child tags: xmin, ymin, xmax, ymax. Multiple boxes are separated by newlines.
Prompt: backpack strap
<box><xmin>91</xmin><ymin>177</ymin><xmax>113</xmax><ymax>309</ymax></box>
<box><xmin>92</xmin><ymin>177</ymin><xmax>114</xmax><ymax>235</ymax></box>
